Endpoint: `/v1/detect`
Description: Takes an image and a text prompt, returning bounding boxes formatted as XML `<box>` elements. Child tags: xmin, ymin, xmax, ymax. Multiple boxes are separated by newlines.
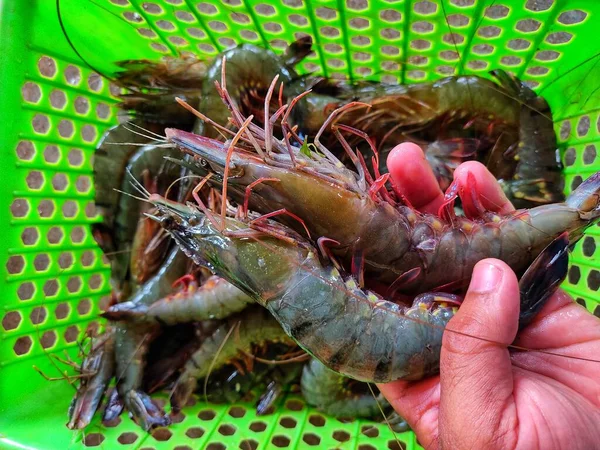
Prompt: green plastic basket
<box><xmin>1</xmin><ymin>0</ymin><xmax>599</xmax><ymax>448</ymax></box>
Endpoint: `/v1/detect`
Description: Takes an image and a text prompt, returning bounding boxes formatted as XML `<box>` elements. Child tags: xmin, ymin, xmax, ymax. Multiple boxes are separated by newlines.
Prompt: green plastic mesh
<box><xmin>1</xmin><ymin>0</ymin><xmax>599</xmax><ymax>449</ymax></box>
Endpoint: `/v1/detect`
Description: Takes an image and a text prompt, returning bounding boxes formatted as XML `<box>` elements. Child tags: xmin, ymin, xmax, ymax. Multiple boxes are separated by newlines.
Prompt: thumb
<box><xmin>439</xmin><ymin>259</ymin><xmax>519</xmax><ymax>448</ymax></box>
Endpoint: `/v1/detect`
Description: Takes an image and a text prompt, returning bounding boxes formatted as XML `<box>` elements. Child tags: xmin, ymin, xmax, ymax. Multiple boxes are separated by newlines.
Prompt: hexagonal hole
<box><xmin>82</xmin><ymin>124</ymin><xmax>97</xmax><ymax>142</ymax></box>
<box><xmin>302</xmin><ymin>433</ymin><xmax>321</xmax><ymax>446</ymax></box>
<box><xmin>77</xmin><ymin>299</ymin><xmax>92</xmax><ymax>316</ymax></box>
<box><xmin>96</xmin><ymin>102</ymin><xmax>111</xmax><ymax>119</ymax></box>
<box><xmin>44</xmin><ymin>145</ymin><xmax>60</xmax><ymax>163</ymax></box>
<box><xmin>2</xmin><ymin>311</ymin><xmax>22</xmax><ymax>331</ymax></box>
<box><xmin>16</xmin><ymin>140</ymin><xmax>35</xmax><ymax>161</ymax></box>
<box><xmin>271</xmin><ymin>435</ymin><xmax>290</xmax><ymax>448</ymax></box>
<box><xmin>14</xmin><ymin>336</ymin><xmax>32</xmax><ymax>355</ymax></box>
<box><xmin>83</xmin><ymin>433</ymin><xmax>105</xmax><ymax>447</ymax></box>
<box><xmin>38</xmin><ymin>56</ymin><xmax>57</xmax><ymax>77</ymax></box>
<box><xmin>333</xmin><ymin>430</ymin><xmax>350</xmax><ymax>442</ymax></box>
<box><xmin>361</xmin><ymin>425</ymin><xmax>379</xmax><ymax>437</ymax></box>
<box><xmin>17</xmin><ymin>282</ymin><xmax>35</xmax><ymax>301</ymax></box>
<box><xmin>32</xmin><ymin>114</ymin><xmax>50</xmax><ymax>134</ymax></box>
<box><xmin>218</xmin><ymin>424</ymin><xmax>236</xmax><ymax>436</ymax></box>
<box><xmin>22</xmin><ymin>82</ymin><xmax>41</xmax><ymax>103</ymax></box>
<box><xmin>280</xmin><ymin>417</ymin><xmax>296</xmax><ymax>428</ymax></box>
<box><xmin>309</xmin><ymin>414</ymin><xmax>325</xmax><ymax>427</ymax></box>
<box><xmin>68</xmin><ymin>148</ymin><xmax>83</xmax><ymax>166</ymax></box>
<box><xmin>228</xmin><ymin>406</ymin><xmax>246</xmax><ymax>418</ymax></box>
<box><xmin>6</xmin><ymin>255</ymin><xmax>25</xmax><ymax>274</ymax></box>
<box><xmin>26</xmin><ymin>171</ymin><xmax>44</xmax><ymax>190</ymax></box>
<box><xmin>75</xmin><ymin>175</ymin><xmax>91</xmax><ymax>194</ymax></box>
<box><xmin>151</xmin><ymin>428</ymin><xmax>172</xmax><ymax>441</ymax></box>
<box><xmin>71</xmin><ymin>226</ymin><xmax>86</xmax><ymax>243</ymax></box>
<box><xmin>67</xmin><ymin>276</ymin><xmax>82</xmax><ymax>293</ymax></box>
<box><xmin>41</xmin><ymin>330</ymin><xmax>57</xmax><ymax>349</ymax></box>
<box><xmin>64</xmin><ymin>325</ymin><xmax>79</xmax><ymax>343</ymax></box>
<box><xmin>88</xmin><ymin>274</ymin><xmax>103</xmax><ymax>290</ymax></box>
<box><xmin>185</xmin><ymin>427</ymin><xmax>205</xmax><ymax>439</ymax></box>
<box><xmin>285</xmin><ymin>399</ymin><xmax>304</xmax><ymax>411</ymax></box>
<box><xmin>64</xmin><ymin>65</ymin><xmax>81</xmax><ymax>85</ymax></box>
<box><xmin>74</xmin><ymin>96</ymin><xmax>90</xmax><ymax>115</ymax></box>
<box><xmin>47</xmin><ymin>226</ymin><xmax>64</xmax><ymax>244</ymax></box>
<box><xmin>249</xmin><ymin>421</ymin><xmax>266</xmax><ymax>432</ymax></box>
<box><xmin>206</xmin><ymin>444</ymin><xmax>226</xmax><ymax>450</ymax></box>
<box><xmin>81</xmin><ymin>251</ymin><xmax>95</xmax><ymax>267</ymax></box>
<box><xmin>388</xmin><ymin>441</ymin><xmax>406</xmax><ymax>450</ymax></box>
<box><xmin>58</xmin><ymin>252</ymin><xmax>73</xmax><ymax>269</ymax></box>
<box><xmin>88</xmin><ymin>73</ymin><xmax>103</xmax><ymax>92</ymax></box>
<box><xmin>58</xmin><ymin>120</ymin><xmax>74</xmax><ymax>138</ymax></box>
<box><xmin>52</xmin><ymin>173</ymin><xmax>69</xmax><ymax>191</ymax></box>
<box><xmin>62</xmin><ymin>200</ymin><xmax>78</xmax><ymax>218</ymax></box>
<box><xmin>198</xmin><ymin>409</ymin><xmax>216</xmax><ymax>420</ymax></box>
<box><xmin>38</xmin><ymin>199</ymin><xmax>55</xmax><ymax>218</ymax></box>
<box><xmin>43</xmin><ymin>279</ymin><xmax>59</xmax><ymax>296</ymax></box>
<box><xmin>30</xmin><ymin>306</ymin><xmax>47</xmax><ymax>325</ymax></box>
<box><xmin>239</xmin><ymin>440</ymin><xmax>259</xmax><ymax>450</ymax></box>
<box><xmin>55</xmin><ymin>302</ymin><xmax>70</xmax><ymax>319</ymax></box>
<box><xmin>50</xmin><ymin>89</ymin><xmax>67</xmax><ymax>109</ymax></box>
<box><xmin>11</xmin><ymin>198</ymin><xmax>30</xmax><ymax>218</ymax></box>
<box><xmin>34</xmin><ymin>253</ymin><xmax>50</xmax><ymax>271</ymax></box>
<box><xmin>86</xmin><ymin>201</ymin><xmax>97</xmax><ymax>218</ymax></box>
<box><xmin>117</xmin><ymin>432</ymin><xmax>138</xmax><ymax>444</ymax></box>
<box><xmin>21</xmin><ymin>227</ymin><xmax>39</xmax><ymax>245</ymax></box>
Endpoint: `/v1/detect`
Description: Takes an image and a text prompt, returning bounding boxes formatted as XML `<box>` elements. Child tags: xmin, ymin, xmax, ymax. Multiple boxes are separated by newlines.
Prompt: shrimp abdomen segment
<box><xmin>266</xmin><ymin>256</ymin><xmax>453</xmax><ymax>383</ymax></box>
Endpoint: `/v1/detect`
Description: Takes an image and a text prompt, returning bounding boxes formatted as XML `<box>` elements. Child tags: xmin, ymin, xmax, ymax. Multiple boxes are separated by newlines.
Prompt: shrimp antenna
<box><xmin>126</xmin><ymin>121</ymin><xmax>167</xmax><ymax>141</ymax></box>
<box><xmin>201</xmin><ymin>321</ymin><xmax>238</xmax><ymax>404</ymax></box>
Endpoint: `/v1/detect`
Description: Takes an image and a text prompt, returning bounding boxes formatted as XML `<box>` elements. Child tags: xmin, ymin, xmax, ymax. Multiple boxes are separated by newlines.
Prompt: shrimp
<box><xmin>146</xmin><ymin>195</ymin><xmax>569</xmax><ymax>383</ymax></box>
<box><xmin>113</xmin><ymin>247</ymin><xmax>189</xmax><ymax>430</ymax></box>
<box><xmin>301</xmin><ymin>357</ymin><xmax>408</xmax><ymax>432</ymax></box>
<box><xmin>169</xmin><ymin>306</ymin><xmax>296</xmax><ymax>411</ymax></box>
<box><xmin>292</xmin><ymin>70</ymin><xmax>563</xmax><ymax>207</ymax></box>
<box><xmin>66</xmin><ymin>330</ymin><xmax>116</xmax><ymax>430</ymax></box>
<box><xmin>165</xmin><ymin>109</ymin><xmax>598</xmax><ymax>296</ymax></box>
<box><xmin>104</xmin><ymin>275</ymin><xmax>253</xmax><ymax>324</ymax></box>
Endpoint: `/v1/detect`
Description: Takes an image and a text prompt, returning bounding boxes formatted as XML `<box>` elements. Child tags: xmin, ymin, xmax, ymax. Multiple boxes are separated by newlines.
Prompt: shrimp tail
<box><xmin>566</xmin><ymin>172</ymin><xmax>600</xmax><ymax>220</ymax></box>
<box><xmin>500</xmin><ymin>178</ymin><xmax>566</xmax><ymax>206</ymax></box>
<box><xmin>125</xmin><ymin>390</ymin><xmax>171</xmax><ymax>430</ymax></box>
<box><xmin>518</xmin><ymin>233</ymin><xmax>569</xmax><ymax>329</ymax></box>
<box><xmin>102</xmin><ymin>389</ymin><xmax>125</xmax><ymax>423</ymax></box>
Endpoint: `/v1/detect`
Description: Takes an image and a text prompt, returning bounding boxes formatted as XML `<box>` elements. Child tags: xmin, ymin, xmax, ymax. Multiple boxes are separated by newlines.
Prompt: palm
<box><xmin>379</xmin><ymin>143</ymin><xmax>600</xmax><ymax>449</ymax></box>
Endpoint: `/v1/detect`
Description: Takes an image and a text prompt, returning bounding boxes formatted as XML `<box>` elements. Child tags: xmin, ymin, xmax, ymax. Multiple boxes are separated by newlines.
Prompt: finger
<box><xmin>454</xmin><ymin>161</ymin><xmax>515</xmax><ymax>216</ymax></box>
<box><xmin>378</xmin><ymin>377</ymin><xmax>440</xmax><ymax>449</ymax></box>
<box><xmin>386</xmin><ymin>142</ymin><xmax>445</xmax><ymax>215</ymax></box>
<box><xmin>511</xmin><ymin>290</ymin><xmax>600</xmax><ymax>406</ymax></box>
<box><xmin>439</xmin><ymin>259</ymin><xmax>519</xmax><ymax>449</ymax></box>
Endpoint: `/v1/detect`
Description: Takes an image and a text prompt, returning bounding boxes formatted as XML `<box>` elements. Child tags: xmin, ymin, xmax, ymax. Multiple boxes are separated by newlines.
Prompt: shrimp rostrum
<box><xmin>146</xmin><ymin>187</ymin><xmax>577</xmax><ymax>383</ymax></box>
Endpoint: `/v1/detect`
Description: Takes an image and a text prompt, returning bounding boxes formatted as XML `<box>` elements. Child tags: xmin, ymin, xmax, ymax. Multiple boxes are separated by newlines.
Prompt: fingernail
<box><xmin>469</xmin><ymin>262</ymin><xmax>503</xmax><ymax>293</ymax></box>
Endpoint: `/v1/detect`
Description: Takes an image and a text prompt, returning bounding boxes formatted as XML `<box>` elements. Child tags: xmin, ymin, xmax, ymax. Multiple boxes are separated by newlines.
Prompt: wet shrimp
<box><xmin>147</xmin><ymin>194</ymin><xmax>570</xmax><ymax>383</ymax></box>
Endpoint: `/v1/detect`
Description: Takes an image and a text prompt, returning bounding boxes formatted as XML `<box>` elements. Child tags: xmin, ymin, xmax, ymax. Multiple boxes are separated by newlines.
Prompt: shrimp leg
<box><xmin>170</xmin><ymin>307</ymin><xmax>294</xmax><ymax>411</ymax></box>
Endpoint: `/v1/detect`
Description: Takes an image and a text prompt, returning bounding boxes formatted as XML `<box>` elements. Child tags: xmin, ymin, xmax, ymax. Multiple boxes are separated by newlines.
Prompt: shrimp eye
<box><xmin>188</xmin><ymin>215</ymin><xmax>199</xmax><ymax>226</ymax></box>
<box><xmin>162</xmin><ymin>215</ymin><xmax>175</xmax><ymax>229</ymax></box>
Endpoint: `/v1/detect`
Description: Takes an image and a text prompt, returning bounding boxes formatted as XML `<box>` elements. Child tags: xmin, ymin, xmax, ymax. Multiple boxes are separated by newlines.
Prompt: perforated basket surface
<box><xmin>1</xmin><ymin>0</ymin><xmax>600</xmax><ymax>449</ymax></box>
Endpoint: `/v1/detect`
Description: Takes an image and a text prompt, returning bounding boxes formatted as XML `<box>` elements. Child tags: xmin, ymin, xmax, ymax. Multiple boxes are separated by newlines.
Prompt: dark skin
<box><xmin>379</xmin><ymin>143</ymin><xmax>600</xmax><ymax>450</ymax></box>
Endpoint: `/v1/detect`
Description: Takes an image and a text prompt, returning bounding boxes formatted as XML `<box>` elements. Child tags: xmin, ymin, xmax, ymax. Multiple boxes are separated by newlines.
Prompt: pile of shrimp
<box><xmin>50</xmin><ymin>37</ymin><xmax>600</xmax><ymax>434</ymax></box>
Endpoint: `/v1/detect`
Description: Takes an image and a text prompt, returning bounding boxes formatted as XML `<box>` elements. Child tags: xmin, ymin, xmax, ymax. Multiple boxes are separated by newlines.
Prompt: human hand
<box><xmin>378</xmin><ymin>143</ymin><xmax>600</xmax><ymax>449</ymax></box>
